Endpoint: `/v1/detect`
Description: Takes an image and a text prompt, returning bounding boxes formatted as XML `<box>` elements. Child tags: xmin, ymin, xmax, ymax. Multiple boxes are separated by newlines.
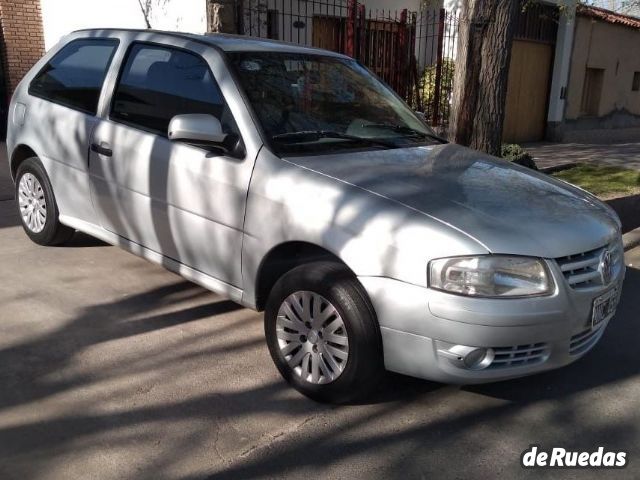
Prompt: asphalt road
<box><xmin>1</xmin><ymin>155</ymin><xmax>640</xmax><ymax>480</ymax></box>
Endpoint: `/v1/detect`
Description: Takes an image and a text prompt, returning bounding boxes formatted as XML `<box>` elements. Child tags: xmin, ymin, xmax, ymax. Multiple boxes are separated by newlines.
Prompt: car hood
<box><xmin>285</xmin><ymin>143</ymin><xmax>620</xmax><ymax>258</ymax></box>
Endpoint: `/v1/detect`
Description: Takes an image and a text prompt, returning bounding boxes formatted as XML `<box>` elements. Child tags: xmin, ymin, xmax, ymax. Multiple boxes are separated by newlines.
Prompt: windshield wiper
<box><xmin>361</xmin><ymin>123</ymin><xmax>446</xmax><ymax>143</ymax></box>
<box><xmin>272</xmin><ymin>130</ymin><xmax>396</xmax><ymax>148</ymax></box>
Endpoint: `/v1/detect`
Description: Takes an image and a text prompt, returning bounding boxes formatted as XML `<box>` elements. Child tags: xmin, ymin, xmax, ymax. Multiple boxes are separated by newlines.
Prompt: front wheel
<box><xmin>15</xmin><ymin>157</ymin><xmax>75</xmax><ymax>246</ymax></box>
<box><xmin>264</xmin><ymin>261</ymin><xmax>384</xmax><ymax>403</ymax></box>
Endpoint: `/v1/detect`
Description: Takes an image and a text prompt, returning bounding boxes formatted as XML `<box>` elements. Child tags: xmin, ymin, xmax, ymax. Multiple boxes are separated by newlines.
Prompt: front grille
<box><xmin>556</xmin><ymin>242</ymin><xmax>623</xmax><ymax>290</ymax></box>
<box><xmin>488</xmin><ymin>343</ymin><xmax>549</xmax><ymax>369</ymax></box>
<box><xmin>570</xmin><ymin>325</ymin><xmax>604</xmax><ymax>355</ymax></box>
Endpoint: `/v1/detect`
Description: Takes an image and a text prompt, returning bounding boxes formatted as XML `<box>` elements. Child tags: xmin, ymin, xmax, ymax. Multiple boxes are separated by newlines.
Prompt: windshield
<box><xmin>227</xmin><ymin>52</ymin><xmax>442</xmax><ymax>156</ymax></box>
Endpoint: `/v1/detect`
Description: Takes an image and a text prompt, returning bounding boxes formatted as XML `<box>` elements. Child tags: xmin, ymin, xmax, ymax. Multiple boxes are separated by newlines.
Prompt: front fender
<box><xmin>241</xmin><ymin>149</ymin><xmax>487</xmax><ymax>307</ymax></box>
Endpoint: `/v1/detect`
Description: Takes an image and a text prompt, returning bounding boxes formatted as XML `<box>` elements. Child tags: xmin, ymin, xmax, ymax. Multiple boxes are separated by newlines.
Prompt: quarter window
<box><xmin>111</xmin><ymin>43</ymin><xmax>236</xmax><ymax>137</ymax></box>
<box><xmin>29</xmin><ymin>39</ymin><xmax>119</xmax><ymax>114</ymax></box>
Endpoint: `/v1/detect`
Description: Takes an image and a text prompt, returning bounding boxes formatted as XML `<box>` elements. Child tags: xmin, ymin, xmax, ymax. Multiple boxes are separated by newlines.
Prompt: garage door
<box><xmin>503</xmin><ymin>40</ymin><xmax>554</xmax><ymax>144</ymax></box>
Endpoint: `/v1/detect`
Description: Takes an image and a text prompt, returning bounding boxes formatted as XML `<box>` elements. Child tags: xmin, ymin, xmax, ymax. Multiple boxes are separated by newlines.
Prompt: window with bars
<box><xmin>267</xmin><ymin>9</ymin><xmax>280</xmax><ymax>40</ymax></box>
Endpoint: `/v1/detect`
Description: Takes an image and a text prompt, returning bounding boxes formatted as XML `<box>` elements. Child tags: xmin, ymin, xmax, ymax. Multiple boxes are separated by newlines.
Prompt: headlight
<box><xmin>429</xmin><ymin>255</ymin><xmax>553</xmax><ymax>298</ymax></box>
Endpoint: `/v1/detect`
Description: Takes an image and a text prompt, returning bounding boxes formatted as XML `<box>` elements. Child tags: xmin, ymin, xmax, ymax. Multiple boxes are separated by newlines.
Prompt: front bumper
<box><xmin>358</xmin><ymin>261</ymin><xmax>625</xmax><ymax>384</ymax></box>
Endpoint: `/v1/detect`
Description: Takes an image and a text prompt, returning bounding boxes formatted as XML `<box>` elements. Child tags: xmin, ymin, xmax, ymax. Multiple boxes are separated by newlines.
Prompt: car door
<box><xmin>20</xmin><ymin>38</ymin><xmax>119</xmax><ymax>224</ymax></box>
<box><xmin>88</xmin><ymin>41</ymin><xmax>253</xmax><ymax>288</ymax></box>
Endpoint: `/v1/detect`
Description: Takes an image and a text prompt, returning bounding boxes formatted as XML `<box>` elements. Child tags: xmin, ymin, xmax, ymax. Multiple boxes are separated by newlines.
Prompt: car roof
<box><xmin>71</xmin><ymin>29</ymin><xmax>349</xmax><ymax>58</ymax></box>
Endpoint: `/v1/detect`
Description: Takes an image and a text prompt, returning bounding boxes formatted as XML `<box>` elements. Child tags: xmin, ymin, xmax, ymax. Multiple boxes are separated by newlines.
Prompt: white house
<box><xmin>40</xmin><ymin>0</ymin><xmax>207</xmax><ymax>50</ymax></box>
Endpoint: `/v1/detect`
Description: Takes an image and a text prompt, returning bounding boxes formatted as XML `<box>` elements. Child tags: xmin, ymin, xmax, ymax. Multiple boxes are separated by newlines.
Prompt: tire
<box><xmin>15</xmin><ymin>157</ymin><xmax>75</xmax><ymax>246</ymax></box>
<box><xmin>265</xmin><ymin>261</ymin><xmax>384</xmax><ymax>403</ymax></box>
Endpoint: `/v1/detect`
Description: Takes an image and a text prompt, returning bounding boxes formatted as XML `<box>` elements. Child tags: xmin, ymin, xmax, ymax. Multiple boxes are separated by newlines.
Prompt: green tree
<box><xmin>417</xmin><ymin>59</ymin><xmax>455</xmax><ymax>120</ymax></box>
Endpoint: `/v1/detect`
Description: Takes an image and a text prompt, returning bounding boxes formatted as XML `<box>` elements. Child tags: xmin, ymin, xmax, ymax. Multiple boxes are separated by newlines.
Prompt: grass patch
<box><xmin>552</xmin><ymin>163</ymin><xmax>640</xmax><ymax>198</ymax></box>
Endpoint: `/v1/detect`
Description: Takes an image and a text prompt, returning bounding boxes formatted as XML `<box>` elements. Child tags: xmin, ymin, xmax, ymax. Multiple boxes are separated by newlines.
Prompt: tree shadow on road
<box><xmin>0</xmin><ymin>199</ymin><xmax>19</xmax><ymax>229</ymax></box>
<box><xmin>0</xmin><ymin>281</ymin><xmax>246</xmax><ymax>411</ymax></box>
<box><xmin>203</xmin><ymin>267</ymin><xmax>640</xmax><ymax>479</ymax></box>
<box><xmin>1</xmin><ymin>268</ymin><xmax>639</xmax><ymax>480</ymax></box>
<box><xmin>0</xmin><ymin>278</ymin><xmax>325</xmax><ymax>479</ymax></box>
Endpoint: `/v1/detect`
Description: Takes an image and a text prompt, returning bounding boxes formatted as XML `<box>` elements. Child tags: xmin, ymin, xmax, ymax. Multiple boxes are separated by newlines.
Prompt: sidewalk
<box><xmin>524</xmin><ymin>142</ymin><xmax>640</xmax><ymax>171</ymax></box>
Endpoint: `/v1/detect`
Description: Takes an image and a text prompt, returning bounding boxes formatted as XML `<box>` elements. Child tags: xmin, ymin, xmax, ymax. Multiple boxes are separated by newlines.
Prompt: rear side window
<box><xmin>29</xmin><ymin>39</ymin><xmax>119</xmax><ymax>114</ymax></box>
<box><xmin>111</xmin><ymin>43</ymin><xmax>234</xmax><ymax>136</ymax></box>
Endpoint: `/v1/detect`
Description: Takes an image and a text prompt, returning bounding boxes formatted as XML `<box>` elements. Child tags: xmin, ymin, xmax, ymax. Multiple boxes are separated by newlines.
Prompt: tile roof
<box><xmin>577</xmin><ymin>4</ymin><xmax>640</xmax><ymax>29</ymax></box>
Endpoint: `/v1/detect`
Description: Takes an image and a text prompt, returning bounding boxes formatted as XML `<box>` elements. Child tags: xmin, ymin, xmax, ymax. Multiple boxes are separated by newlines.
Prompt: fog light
<box><xmin>438</xmin><ymin>345</ymin><xmax>495</xmax><ymax>370</ymax></box>
<box><xmin>462</xmin><ymin>347</ymin><xmax>494</xmax><ymax>370</ymax></box>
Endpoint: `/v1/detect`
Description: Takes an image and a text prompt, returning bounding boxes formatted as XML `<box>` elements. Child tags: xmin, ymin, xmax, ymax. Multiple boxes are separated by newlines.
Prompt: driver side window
<box><xmin>111</xmin><ymin>43</ymin><xmax>239</xmax><ymax>138</ymax></box>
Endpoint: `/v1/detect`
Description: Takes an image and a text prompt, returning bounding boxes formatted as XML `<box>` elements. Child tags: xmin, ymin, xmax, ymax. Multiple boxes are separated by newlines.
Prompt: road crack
<box><xmin>239</xmin><ymin>413</ymin><xmax>322</xmax><ymax>459</ymax></box>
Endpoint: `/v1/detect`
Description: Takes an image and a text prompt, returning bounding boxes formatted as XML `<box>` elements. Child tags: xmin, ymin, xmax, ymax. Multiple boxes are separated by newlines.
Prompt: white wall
<box><xmin>364</xmin><ymin>0</ymin><xmax>423</xmax><ymax>13</ymax></box>
<box><xmin>40</xmin><ymin>0</ymin><xmax>207</xmax><ymax>50</ymax></box>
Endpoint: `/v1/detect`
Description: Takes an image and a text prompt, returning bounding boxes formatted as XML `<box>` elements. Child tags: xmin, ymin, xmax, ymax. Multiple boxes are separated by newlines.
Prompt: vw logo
<box><xmin>599</xmin><ymin>249</ymin><xmax>613</xmax><ymax>285</ymax></box>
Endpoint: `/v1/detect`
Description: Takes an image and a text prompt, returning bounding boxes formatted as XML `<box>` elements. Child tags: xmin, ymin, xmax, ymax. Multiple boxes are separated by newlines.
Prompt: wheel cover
<box><xmin>18</xmin><ymin>173</ymin><xmax>47</xmax><ymax>233</ymax></box>
<box><xmin>276</xmin><ymin>291</ymin><xmax>350</xmax><ymax>385</ymax></box>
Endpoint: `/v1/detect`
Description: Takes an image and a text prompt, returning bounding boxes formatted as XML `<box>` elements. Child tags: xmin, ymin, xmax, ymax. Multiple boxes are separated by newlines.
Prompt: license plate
<box><xmin>591</xmin><ymin>287</ymin><xmax>619</xmax><ymax>328</ymax></box>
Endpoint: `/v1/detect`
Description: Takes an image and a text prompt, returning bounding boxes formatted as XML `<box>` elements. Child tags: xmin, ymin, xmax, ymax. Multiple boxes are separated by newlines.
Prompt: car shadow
<box><xmin>64</xmin><ymin>231</ymin><xmax>109</xmax><ymax>248</ymax></box>
<box><xmin>346</xmin><ymin>373</ymin><xmax>443</xmax><ymax>406</ymax></box>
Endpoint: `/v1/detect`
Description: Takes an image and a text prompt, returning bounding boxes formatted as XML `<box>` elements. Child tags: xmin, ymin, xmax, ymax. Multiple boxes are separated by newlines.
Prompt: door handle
<box><xmin>91</xmin><ymin>142</ymin><xmax>113</xmax><ymax>157</ymax></box>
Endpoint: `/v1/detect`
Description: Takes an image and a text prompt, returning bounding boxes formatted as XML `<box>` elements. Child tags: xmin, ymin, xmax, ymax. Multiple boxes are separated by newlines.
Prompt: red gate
<box><xmin>343</xmin><ymin>2</ymin><xmax>416</xmax><ymax>103</ymax></box>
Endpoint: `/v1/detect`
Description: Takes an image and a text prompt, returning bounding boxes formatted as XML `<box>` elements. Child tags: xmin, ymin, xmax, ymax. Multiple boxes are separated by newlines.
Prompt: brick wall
<box><xmin>0</xmin><ymin>0</ymin><xmax>45</xmax><ymax>95</ymax></box>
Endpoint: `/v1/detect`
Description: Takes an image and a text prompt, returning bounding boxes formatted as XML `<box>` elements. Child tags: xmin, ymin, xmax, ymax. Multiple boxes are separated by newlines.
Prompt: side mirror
<box><xmin>168</xmin><ymin>114</ymin><xmax>228</xmax><ymax>146</ymax></box>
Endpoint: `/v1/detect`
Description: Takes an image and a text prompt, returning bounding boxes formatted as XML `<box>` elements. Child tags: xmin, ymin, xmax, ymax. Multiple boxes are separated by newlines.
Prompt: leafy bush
<box><xmin>501</xmin><ymin>144</ymin><xmax>538</xmax><ymax>170</ymax></box>
<box><xmin>416</xmin><ymin>59</ymin><xmax>455</xmax><ymax>115</ymax></box>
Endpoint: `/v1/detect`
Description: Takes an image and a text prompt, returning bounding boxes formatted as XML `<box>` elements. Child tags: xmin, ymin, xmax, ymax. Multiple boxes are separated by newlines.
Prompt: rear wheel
<box><xmin>15</xmin><ymin>157</ymin><xmax>75</xmax><ymax>246</ymax></box>
<box><xmin>265</xmin><ymin>261</ymin><xmax>384</xmax><ymax>403</ymax></box>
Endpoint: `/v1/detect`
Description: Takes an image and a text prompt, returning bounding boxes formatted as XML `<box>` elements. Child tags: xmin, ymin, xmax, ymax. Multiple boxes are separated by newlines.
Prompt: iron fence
<box><xmin>238</xmin><ymin>0</ymin><xmax>351</xmax><ymax>48</ymax></box>
<box><xmin>413</xmin><ymin>8</ymin><xmax>459</xmax><ymax>128</ymax></box>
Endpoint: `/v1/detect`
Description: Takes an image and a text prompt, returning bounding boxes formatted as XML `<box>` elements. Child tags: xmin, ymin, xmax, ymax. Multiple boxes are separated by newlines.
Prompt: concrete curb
<box><xmin>606</xmin><ymin>193</ymin><xmax>640</xmax><ymax>236</ymax></box>
<box><xmin>539</xmin><ymin>162</ymin><xmax>579</xmax><ymax>174</ymax></box>
<box><xmin>623</xmin><ymin>227</ymin><xmax>640</xmax><ymax>252</ymax></box>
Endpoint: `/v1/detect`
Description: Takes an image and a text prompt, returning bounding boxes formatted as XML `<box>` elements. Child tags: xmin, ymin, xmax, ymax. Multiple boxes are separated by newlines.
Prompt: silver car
<box><xmin>7</xmin><ymin>30</ymin><xmax>625</xmax><ymax>403</ymax></box>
